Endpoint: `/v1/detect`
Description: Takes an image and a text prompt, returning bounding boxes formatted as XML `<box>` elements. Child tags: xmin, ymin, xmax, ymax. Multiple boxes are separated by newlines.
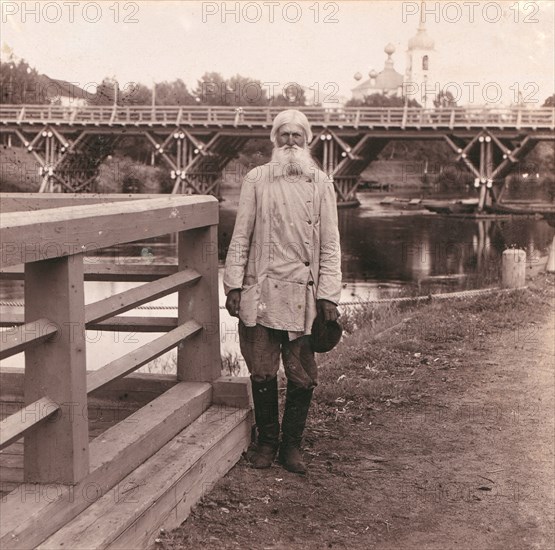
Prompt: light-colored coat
<box><xmin>223</xmin><ymin>163</ymin><xmax>342</xmax><ymax>340</ymax></box>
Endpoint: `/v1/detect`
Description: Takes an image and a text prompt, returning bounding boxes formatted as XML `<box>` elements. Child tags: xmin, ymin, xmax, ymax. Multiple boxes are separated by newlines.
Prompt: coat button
<box><xmin>304</xmin><ymin>261</ymin><xmax>310</xmax><ymax>266</ymax></box>
<box><xmin>307</xmin><ymin>220</ymin><xmax>312</xmax><ymax>224</ymax></box>
<box><xmin>308</xmin><ymin>281</ymin><xmax>314</xmax><ymax>286</ymax></box>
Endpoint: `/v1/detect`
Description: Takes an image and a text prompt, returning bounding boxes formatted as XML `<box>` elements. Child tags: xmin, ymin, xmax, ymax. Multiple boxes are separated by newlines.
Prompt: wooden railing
<box><xmin>0</xmin><ymin>194</ymin><xmax>220</xmax><ymax>484</ymax></box>
<box><xmin>0</xmin><ymin>104</ymin><xmax>553</xmax><ymax>130</ymax></box>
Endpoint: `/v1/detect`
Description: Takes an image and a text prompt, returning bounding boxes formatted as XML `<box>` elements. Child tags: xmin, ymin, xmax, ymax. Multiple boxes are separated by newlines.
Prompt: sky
<box><xmin>1</xmin><ymin>0</ymin><xmax>554</xmax><ymax>106</ymax></box>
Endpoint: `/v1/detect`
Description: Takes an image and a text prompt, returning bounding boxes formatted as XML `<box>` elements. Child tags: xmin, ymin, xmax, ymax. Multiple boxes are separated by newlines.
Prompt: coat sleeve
<box><xmin>316</xmin><ymin>177</ymin><xmax>342</xmax><ymax>305</ymax></box>
<box><xmin>223</xmin><ymin>170</ymin><xmax>257</xmax><ymax>296</ymax></box>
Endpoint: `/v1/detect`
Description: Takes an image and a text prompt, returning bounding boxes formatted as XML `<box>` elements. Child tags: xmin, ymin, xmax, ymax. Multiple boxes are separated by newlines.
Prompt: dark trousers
<box><xmin>238</xmin><ymin>320</ymin><xmax>318</xmax><ymax>390</ymax></box>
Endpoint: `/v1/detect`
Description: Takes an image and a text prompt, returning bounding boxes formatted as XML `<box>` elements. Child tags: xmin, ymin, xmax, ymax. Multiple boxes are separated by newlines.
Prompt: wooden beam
<box><xmin>177</xmin><ymin>225</ymin><xmax>221</xmax><ymax>382</ymax></box>
<box><xmin>0</xmin><ymin>193</ymin><xmax>166</xmax><ymax>214</ymax></box>
<box><xmin>86</xmin><ymin>320</ymin><xmax>202</xmax><ymax>394</ymax></box>
<box><xmin>1</xmin><ymin>195</ymin><xmax>218</xmax><ymax>268</ymax></box>
<box><xmin>24</xmin><ymin>255</ymin><xmax>89</xmax><ymax>483</ymax></box>
<box><xmin>0</xmin><ymin>382</ymin><xmax>212</xmax><ymax>550</ymax></box>
<box><xmin>0</xmin><ymin>263</ymin><xmax>177</xmax><ymax>281</ymax></box>
<box><xmin>85</xmin><ymin>268</ymin><xmax>200</xmax><ymax>324</ymax></box>
<box><xmin>1</xmin><ymin>367</ymin><xmax>178</xmax><ymax>409</ymax></box>
<box><xmin>0</xmin><ymin>397</ymin><xmax>60</xmax><ymax>450</ymax></box>
<box><xmin>88</xmin><ymin>315</ymin><xmax>178</xmax><ymax>332</ymax></box>
<box><xmin>212</xmin><ymin>376</ymin><xmax>253</xmax><ymax>410</ymax></box>
<box><xmin>0</xmin><ymin>312</ymin><xmax>178</xmax><ymax>332</ymax></box>
<box><xmin>36</xmin><ymin>406</ymin><xmax>251</xmax><ymax>550</ymax></box>
<box><xmin>0</xmin><ymin>318</ymin><xmax>57</xmax><ymax>360</ymax></box>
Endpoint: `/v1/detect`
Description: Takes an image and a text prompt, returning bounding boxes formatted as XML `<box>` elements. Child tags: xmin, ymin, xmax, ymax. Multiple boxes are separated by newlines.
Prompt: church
<box><xmin>351</xmin><ymin>12</ymin><xmax>437</xmax><ymax>109</ymax></box>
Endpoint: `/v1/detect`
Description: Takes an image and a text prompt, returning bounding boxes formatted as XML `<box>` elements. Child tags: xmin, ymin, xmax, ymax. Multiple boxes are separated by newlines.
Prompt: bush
<box><xmin>95</xmin><ymin>154</ymin><xmax>172</xmax><ymax>193</ymax></box>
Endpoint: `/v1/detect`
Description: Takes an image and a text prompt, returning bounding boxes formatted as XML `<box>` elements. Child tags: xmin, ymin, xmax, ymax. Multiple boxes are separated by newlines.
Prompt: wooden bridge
<box><xmin>1</xmin><ymin>104</ymin><xmax>554</xmax><ymax>210</ymax></box>
<box><xmin>0</xmin><ymin>193</ymin><xmax>253</xmax><ymax>549</ymax></box>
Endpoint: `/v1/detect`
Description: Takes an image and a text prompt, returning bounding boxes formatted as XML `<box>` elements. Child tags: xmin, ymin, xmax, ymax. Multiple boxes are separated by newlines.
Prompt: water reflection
<box><xmin>1</xmin><ymin>190</ymin><xmax>553</xmax><ymax>372</ymax></box>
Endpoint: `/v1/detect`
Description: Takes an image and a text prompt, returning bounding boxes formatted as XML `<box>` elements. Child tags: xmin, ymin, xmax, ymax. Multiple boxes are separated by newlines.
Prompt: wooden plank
<box><xmin>0</xmin><ymin>482</ymin><xmax>19</xmax><ymax>498</ymax></box>
<box><xmin>1</xmin><ymin>368</ymin><xmax>177</xmax><ymax>407</ymax></box>
<box><xmin>177</xmin><ymin>225</ymin><xmax>221</xmax><ymax>382</ymax></box>
<box><xmin>0</xmin><ymin>194</ymin><xmax>165</xmax><ymax>214</ymax></box>
<box><xmin>104</xmin><ymin>415</ymin><xmax>251</xmax><ymax>550</ymax></box>
<box><xmin>0</xmin><ymin>454</ymin><xmax>23</xmax><ymax>472</ymax></box>
<box><xmin>0</xmin><ymin>318</ymin><xmax>58</xmax><ymax>360</ymax></box>
<box><xmin>0</xmin><ymin>467</ymin><xmax>22</xmax><ymax>484</ymax></box>
<box><xmin>85</xmin><ymin>268</ymin><xmax>199</xmax><ymax>324</ymax></box>
<box><xmin>0</xmin><ymin>369</ymin><xmax>25</xmax><ymax>402</ymax></box>
<box><xmin>24</xmin><ymin>255</ymin><xmax>89</xmax><ymax>484</ymax></box>
<box><xmin>1</xmin><ymin>195</ymin><xmax>218</xmax><ymax>268</ymax></box>
<box><xmin>0</xmin><ymin>397</ymin><xmax>60</xmax><ymax>450</ymax></box>
<box><xmin>88</xmin><ymin>316</ymin><xmax>178</xmax><ymax>332</ymax></box>
<box><xmin>0</xmin><ymin>263</ymin><xmax>177</xmax><ymax>282</ymax></box>
<box><xmin>212</xmin><ymin>376</ymin><xmax>253</xmax><ymax>410</ymax></box>
<box><xmin>38</xmin><ymin>406</ymin><xmax>251</xmax><ymax>550</ymax></box>
<box><xmin>0</xmin><ymin>312</ymin><xmax>178</xmax><ymax>332</ymax></box>
<box><xmin>86</xmin><ymin>320</ymin><xmax>202</xmax><ymax>394</ymax></box>
<box><xmin>0</xmin><ymin>381</ymin><xmax>212</xmax><ymax>550</ymax></box>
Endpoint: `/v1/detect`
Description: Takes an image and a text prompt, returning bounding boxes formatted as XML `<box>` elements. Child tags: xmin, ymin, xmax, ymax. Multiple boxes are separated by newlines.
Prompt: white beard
<box><xmin>270</xmin><ymin>145</ymin><xmax>316</xmax><ymax>180</ymax></box>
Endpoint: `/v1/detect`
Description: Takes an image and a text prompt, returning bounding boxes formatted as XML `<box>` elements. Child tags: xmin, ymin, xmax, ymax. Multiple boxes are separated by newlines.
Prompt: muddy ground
<box><xmin>161</xmin><ymin>275</ymin><xmax>554</xmax><ymax>550</ymax></box>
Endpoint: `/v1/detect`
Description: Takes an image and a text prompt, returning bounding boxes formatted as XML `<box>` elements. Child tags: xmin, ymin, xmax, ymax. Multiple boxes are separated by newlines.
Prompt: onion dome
<box><xmin>408</xmin><ymin>21</ymin><xmax>435</xmax><ymax>50</ymax></box>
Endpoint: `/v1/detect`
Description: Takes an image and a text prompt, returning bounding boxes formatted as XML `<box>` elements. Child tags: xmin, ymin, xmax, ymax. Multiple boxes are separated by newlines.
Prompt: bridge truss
<box><xmin>0</xmin><ymin>105</ymin><xmax>553</xmax><ymax>209</ymax></box>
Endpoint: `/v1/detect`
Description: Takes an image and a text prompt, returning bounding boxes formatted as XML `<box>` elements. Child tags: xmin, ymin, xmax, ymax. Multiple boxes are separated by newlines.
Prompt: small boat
<box><xmin>423</xmin><ymin>198</ymin><xmax>479</xmax><ymax>214</ymax></box>
<box><xmin>484</xmin><ymin>202</ymin><xmax>555</xmax><ymax>217</ymax></box>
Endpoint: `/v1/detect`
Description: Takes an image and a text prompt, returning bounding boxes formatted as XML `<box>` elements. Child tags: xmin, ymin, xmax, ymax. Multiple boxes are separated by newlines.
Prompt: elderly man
<box><xmin>223</xmin><ymin>109</ymin><xmax>342</xmax><ymax>474</ymax></box>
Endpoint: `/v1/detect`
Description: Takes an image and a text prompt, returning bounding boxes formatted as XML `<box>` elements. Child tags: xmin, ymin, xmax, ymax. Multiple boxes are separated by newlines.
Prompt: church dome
<box><xmin>374</xmin><ymin>66</ymin><xmax>404</xmax><ymax>91</ymax></box>
<box><xmin>408</xmin><ymin>24</ymin><xmax>434</xmax><ymax>50</ymax></box>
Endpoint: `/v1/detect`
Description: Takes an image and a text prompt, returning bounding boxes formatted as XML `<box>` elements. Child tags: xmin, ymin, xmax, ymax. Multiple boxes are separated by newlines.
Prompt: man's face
<box><xmin>275</xmin><ymin>123</ymin><xmax>306</xmax><ymax>148</ymax></box>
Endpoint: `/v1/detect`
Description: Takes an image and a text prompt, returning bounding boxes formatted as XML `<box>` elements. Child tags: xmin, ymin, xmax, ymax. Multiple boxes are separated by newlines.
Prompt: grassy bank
<box><xmin>159</xmin><ymin>273</ymin><xmax>554</xmax><ymax>550</ymax></box>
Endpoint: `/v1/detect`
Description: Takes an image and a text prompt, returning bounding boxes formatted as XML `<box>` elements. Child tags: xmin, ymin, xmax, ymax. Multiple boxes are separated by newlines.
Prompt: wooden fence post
<box><xmin>23</xmin><ymin>254</ymin><xmax>89</xmax><ymax>483</ymax></box>
<box><xmin>177</xmin><ymin>224</ymin><xmax>221</xmax><ymax>382</ymax></box>
<box><xmin>502</xmin><ymin>248</ymin><xmax>526</xmax><ymax>288</ymax></box>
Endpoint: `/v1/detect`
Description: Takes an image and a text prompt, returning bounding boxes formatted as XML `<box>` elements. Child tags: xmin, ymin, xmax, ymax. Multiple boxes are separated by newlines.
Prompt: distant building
<box><xmin>404</xmin><ymin>10</ymin><xmax>436</xmax><ymax>109</ymax></box>
<box><xmin>351</xmin><ymin>3</ymin><xmax>437</xmax><ymax>108</ymax></box>
<box><xmin>39</xmin><ymin>75</ymin><xmax>95</xmax><ymax>107</ymax></box>
<box><xmin>351</xmin><ymin>44</ymin><xmax>404</xmax><ymax>101</ymax></box>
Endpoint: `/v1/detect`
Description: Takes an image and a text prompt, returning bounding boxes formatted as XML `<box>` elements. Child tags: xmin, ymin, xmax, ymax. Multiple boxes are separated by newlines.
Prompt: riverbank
<box><xmin>160</xmin><ymin>273</ymin><xmax>554</xmax><ymax>550</ymax></box>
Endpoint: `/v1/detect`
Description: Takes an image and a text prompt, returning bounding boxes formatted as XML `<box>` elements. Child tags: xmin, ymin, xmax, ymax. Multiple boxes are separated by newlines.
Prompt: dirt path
<box><xmin>372</xmin><ymin>301</ymin><xmax>555</xmax><ymax>550</ymax></box>
<box><xmin>162</xmin><ymin>288</ymin><xmax>555</xmax><ymax>550</ymax></box>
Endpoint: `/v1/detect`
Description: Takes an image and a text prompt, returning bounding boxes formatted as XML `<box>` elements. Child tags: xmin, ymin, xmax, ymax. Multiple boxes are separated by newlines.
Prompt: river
<box><xmin>1</xmin><ymin>189</ymin><xmax>553</xmax><ymax>373</ymax></box>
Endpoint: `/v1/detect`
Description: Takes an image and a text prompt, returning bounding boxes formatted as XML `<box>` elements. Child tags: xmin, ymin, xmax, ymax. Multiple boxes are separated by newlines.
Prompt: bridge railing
<box><xmin>0</xmin><ymin>194</ymin><xmax>220</xmax><ymax>484</ymax></box>
<box><xmin>1</xmin><ymin>104</ymin><xmax>553</xmax><ymax>129</ymax></box>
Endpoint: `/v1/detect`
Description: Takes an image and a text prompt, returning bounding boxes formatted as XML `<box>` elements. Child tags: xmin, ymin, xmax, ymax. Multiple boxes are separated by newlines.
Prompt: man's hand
<box><xmin>317</xmin><ymin>299</ymin><xmax>340</xmax><ymax>322</ymax></box>
<box><xmin>226</xmin><ymin>289</ymin><xmax>241</xmax><ymax>317</ymax></box>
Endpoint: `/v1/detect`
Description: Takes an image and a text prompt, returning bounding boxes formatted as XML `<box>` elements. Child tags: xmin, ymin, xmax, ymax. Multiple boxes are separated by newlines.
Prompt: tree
<box><xmin>91</xmin><ymin>78</ymin><xmax>119</xmax><ymax>105</ymax></box>
<box><xmin>194</xmin><ymin>72</ymin><xmax>270</xmax><ymax>106</ymax></box>
<box><xmin>120</xmin><ymin>82</ymin><xmax>152</xmax><ymax>105</ymax></box>
<box><xmin>345</xmin><ymin>93</ymin><xmax>420</xmax><ymax>108</ymax></box>
<box><xmin>271</xmin><ymin>83</ymin><xmax>306</xmax><ymax>107</ymax></box>
<box><xmin>0</xmin><ymin>59</ymin><xmax>49</xmax><ymax>104</ymax></box>
<box><xmin>434</xmin><ymin>90</ymin><xmax>457</xmax><ymax>108</ymax></box>
<box><xmin>154</xmin><ymin>79</ymin><xmax>196</xmax><ymax>105</ymax></box>
<box><xmin>543</xmin><ymin>94</ymin><xmax>555</xmax><ymax>108</ymax></box>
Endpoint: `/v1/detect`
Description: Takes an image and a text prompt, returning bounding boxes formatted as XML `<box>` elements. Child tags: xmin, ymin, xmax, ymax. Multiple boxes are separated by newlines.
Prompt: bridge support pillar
<box><xmin>444</xmin><ymin>130</ymin><xmax>539</xmax><ymax>212</ymax></box>
<box><xmin>311</xmin><ymin>131</ymin><xmax>387</xmax><ymax>207</ymax></box>
<box><xmin>145</xmin><ymin>129</ymin><xmax>247</xmax><ymax>198</ymax></box>
<box><xmin>11</xmin><ymin>126</ymin><xmax>114</xmax><ymax>193</ymax></box>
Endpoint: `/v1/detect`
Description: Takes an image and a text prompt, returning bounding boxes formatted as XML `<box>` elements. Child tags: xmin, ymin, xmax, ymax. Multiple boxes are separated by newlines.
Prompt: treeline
<box><xmin>1</xmin><ymin>57</ymin><xmax>553</xmax><ymax>195</ymax></box>
<box><xmin>0</xmin><ymin>59</ymin><xmax>306</xmax><ymax>107</ymax></box>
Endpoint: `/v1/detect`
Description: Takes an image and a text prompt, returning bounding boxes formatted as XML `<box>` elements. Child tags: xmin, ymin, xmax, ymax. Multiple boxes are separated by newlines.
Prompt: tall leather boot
<box><xmin>278</xmin><ymin>380</ymin><xmax>314</xmax><ymax>475</ymax></box>
<box><xmin>250</xmin><ymin>376</ymin><xmax>280</xmax><ymax>469</ymax></box>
